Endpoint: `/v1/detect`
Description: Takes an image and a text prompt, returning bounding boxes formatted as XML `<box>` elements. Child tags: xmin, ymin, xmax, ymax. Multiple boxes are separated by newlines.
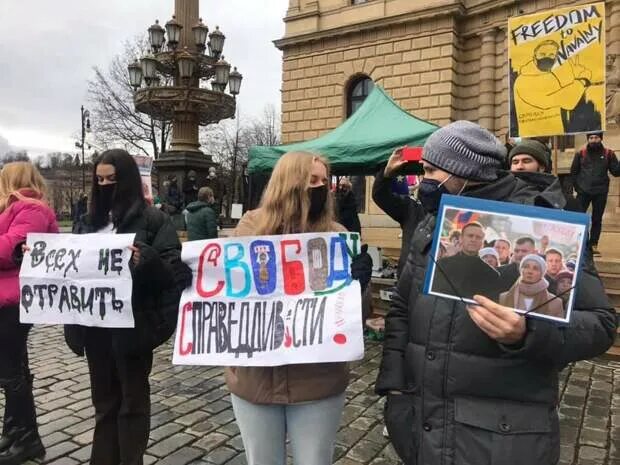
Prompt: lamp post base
<box><xmin>154</xmin><ymin>151</ymin><xmax>223</xmax><ymax>230</ymax></box>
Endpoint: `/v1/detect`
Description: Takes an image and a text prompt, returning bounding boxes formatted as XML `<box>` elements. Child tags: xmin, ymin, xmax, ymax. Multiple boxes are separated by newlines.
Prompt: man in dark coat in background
<box><xmin>570</xmin><ymin>131</ymin><xmax>620</xmax><ymax>254</ymax></box>
<box><xmin>376</xmin><ymin>121</ymin><xmax>616</xmax><ymax>465</ymax></box>
<box><xmin>335</xmin><ymin>177</ymin><xmax>361</xmax><ymax>234</ymax></box>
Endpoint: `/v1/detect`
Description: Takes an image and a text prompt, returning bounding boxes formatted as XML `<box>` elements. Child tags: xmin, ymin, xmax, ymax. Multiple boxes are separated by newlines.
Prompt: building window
<box><xmin>347</xmin><ymin>76</ymin><xmax>375</xmax><ymax>117</ymax></box>
<box><xmin>352</xmin><ymin>0</ymin><xmax>369</xmax><ymax>4</ymax></box>
<box><xmin>346</xmin><ymin>76</ymin><xmax>374</xmax><ymax>213</ymax></box>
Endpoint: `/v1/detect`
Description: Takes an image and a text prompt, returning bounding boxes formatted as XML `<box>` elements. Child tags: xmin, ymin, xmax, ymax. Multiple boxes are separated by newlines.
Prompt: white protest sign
<box><xmin>173</xmin><ymin>232</ymin><xmax>364</xmax><ymax>367</ymax></box>
<box><xmin>19</xmin><ymin>233</ymin><xmax>136</xmax><ymax>328</ymax></box>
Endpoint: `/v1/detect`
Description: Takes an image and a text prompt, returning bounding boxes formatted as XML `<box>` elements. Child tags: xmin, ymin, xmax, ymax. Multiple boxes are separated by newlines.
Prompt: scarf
<box><xmin>513</xmin><ymin>278</ymin><xmax>549</xmax><ymax>310</ymax></box>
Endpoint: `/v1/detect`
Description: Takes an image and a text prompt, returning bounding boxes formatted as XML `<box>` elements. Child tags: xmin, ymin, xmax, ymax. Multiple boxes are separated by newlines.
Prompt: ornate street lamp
<box><xmin>229</xmin><ymin>67</ymin><xmax>243</xmax><ymax>96</ymax></box>
<box><xmin>165</xmin><ymin>15</ymin><xmax>183</xmax><ymax>50</ymax></box>
<box><xmin>140</xmin><ymin>55</ymin><xmax>158</xmax><ymax>85</ymax></box>
<box><xmin>192</xmin><ymin>18</ymin><xmax>209</xmax><ymax>52</ymax></box>
<box><xmin>177</xmin><ymin>48</ymin><xmax>196</xmax><ymax>80</ymax></box>
<box><xmin>213</xmin><ymin>56</ymin><xmax>230</xmax><ymax>92</ymax></box>
<box><xmin>148</xmin><ymin>20</ymin><xmax>166</xmax><ymax>52</ymax></box>
<box><xmin>128</xmin><ymin>1</ymin><xmax>242</xmax><ymax>159</ymax></box>
<box><xmin>208</xmin><ymin>26</ymin><xmax>225</xmax><ymax>58</ymax></box>
<box><xmin>128</xmin><ymin>60</ymin><xmax>143</xmax><ymax>89</ymax></box>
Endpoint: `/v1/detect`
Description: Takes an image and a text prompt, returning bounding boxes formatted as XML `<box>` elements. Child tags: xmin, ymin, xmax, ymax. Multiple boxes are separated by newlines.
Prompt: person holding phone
<box><xmin>372</xmin><ymin>147</ymin><xmax>426</xmax><ymax>276</ymax></box>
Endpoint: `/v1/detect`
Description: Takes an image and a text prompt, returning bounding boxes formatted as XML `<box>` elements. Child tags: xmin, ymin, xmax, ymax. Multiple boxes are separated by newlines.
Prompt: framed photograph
<box><xmin>423</xmin><ymin>195</ymin><xmax>590</xmax><ymax>324</ymax></box>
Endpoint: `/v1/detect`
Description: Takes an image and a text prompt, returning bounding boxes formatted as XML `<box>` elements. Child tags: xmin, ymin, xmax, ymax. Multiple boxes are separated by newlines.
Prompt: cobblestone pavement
<box><xmin>0</xmin><ymin>326</ymin><xmax>617</xmax><ymax>465</ymax></box>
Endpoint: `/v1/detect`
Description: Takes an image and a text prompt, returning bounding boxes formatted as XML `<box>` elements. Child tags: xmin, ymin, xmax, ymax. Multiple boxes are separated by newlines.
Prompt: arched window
<box><xmin>347</xmin><ymin>76</ymin><xmax>374</xmax><ymax>117</ymax></box>
<box><xmin>346</xmin><ymin>76</ymin><xmax>374</xmax><ymax>213</ymax></box>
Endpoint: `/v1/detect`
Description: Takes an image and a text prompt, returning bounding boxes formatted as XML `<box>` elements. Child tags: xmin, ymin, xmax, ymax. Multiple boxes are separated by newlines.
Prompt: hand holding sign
<box><xmin>19</xmin><ymin>233</ymin><xmax>136</xmax><ymax>328</ymax></box>
<box><xmin>173</xmin><ymin>232</ymin><xmax>365</xmax><ymax>367</ymax></box>
<box><xmin>467</xmin><ymin>295</ymin><xmax>527</xmax><ymax>345</ymax></box>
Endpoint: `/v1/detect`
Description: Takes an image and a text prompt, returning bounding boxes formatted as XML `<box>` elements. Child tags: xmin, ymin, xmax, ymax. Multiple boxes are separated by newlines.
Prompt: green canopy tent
<box><xmin>248</xmin><ymin>85</ymin><xmax>439</xmax><ymax>176</ymax></box>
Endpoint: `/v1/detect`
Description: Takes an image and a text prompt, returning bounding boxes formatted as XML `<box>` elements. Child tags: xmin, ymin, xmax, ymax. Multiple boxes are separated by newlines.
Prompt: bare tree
<box><xmin>87</xmin><ymin>37</ymin><xmax>171</xmax><ymax>158</ymax></box>
<box><xmin>200</xmin><ymin>105</ymin><xmax>281</xmax><ymax>215</ymax></box>
<box><xmin>0</xmin><ymin>150</ymin><xmax>30</xmax><ymax>164</ymax></box>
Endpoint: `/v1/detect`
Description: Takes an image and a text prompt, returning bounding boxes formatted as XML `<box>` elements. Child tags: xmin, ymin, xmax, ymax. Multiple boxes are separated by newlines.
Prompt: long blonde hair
<box><xmin>0</xmin><ymin>162</ymin><xmax>48</xmax><ymax>212</ymax></box>
<box><xmin>256</xmin><ymin>152</ymin><xmax>335</xmax><ymax>234</ymax></box>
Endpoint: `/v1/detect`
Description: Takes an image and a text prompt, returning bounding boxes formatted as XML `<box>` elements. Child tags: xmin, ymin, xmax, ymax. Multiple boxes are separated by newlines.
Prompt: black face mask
<box><xmin>97</xmin><ymin>183</ymin><xmax>116</xmax><ymax>217</ymax></box>
<box><xmin>588</xmin><ymin>142</ymin><xmax>603</xmax><ymax>151</ymax></box>
<box><xmin>536</xmin><ymin>57</ymin><xmax>555</xmax><ymax>72</ymax></box>
<box><xmin>308</xmin><ymin>185</ymin><xmax>328</xmax><ymax>221</ymax></box>
<box><xmin>418</xmin><ymin>178</ymin><xmax>450</xmax><ymax>214</ymax></box>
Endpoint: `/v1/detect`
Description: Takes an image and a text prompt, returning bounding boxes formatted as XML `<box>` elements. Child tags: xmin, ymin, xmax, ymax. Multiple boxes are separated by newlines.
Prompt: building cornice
<box><xmin>274</xmin><ymin>3</ymin><xmax>464</xmax><ymax>50</ymax></box>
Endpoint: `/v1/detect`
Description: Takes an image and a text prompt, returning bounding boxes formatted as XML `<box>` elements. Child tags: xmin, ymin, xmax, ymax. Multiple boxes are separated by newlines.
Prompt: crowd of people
<box><xmin>433</xmin><ymin>219</ymin><xmax>577</xmax><ymax>317</ymax></box>
<box><xmin>0</xmin><ymin>121</ymin><xmax>617</xmax><ymax>465</ymax></box>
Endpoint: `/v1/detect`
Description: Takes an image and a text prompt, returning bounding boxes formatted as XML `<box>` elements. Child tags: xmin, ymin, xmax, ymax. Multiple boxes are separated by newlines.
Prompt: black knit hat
<box><xmin>587</xmin><ymin>131</ymin><xmax>604</xmax><ymax>139</ymax></box>
<box><xmin>508</xmin><ymin>139</ymin><xmax>550</xmax><ymax>171</ymax></box>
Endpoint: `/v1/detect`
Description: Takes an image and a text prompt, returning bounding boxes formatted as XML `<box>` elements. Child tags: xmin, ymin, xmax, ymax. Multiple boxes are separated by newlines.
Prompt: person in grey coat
<box><xmin>375</xmin><ymin>121</ymin><xmax>617</xmax><ymax>465</ymax></box>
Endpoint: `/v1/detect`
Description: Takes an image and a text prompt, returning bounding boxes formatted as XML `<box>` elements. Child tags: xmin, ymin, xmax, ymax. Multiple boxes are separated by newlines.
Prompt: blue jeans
<box><xmin>231</xmin><ymin>392</ymin><xmax>346</xmax><ymax>465</ymax></box>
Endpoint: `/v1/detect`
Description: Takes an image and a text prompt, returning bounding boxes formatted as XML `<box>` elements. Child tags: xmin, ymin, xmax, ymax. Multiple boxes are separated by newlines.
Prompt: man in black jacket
<box><xmin>432</xmin><ymin>222</ymin><xmax>501</xmax><ymax>300</ymax></box>
<box><xmin>372</xmin><ymin>148</ymin><xmax>425</xmax><ymax>276</ymax></box>
<box><xmin>376</xmin><ymin>121</ymin><xmax>616</xmax><ymax>465</ymax></box>
<box><xmin>335</xmin><ymin>177</ymin><xmax>362</xmax><ymax>235</ymax></box>
<box><xmin>570</xmin><ymin>132</ymin><xmax>620</xmax><ymax>254</ymax></box>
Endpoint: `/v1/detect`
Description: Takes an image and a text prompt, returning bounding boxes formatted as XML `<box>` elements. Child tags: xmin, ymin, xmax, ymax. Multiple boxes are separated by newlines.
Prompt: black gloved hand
<box><xmin>351</xmin><ymin>244</ymin><xmax>373</xmax><ymax>291</ymax></box>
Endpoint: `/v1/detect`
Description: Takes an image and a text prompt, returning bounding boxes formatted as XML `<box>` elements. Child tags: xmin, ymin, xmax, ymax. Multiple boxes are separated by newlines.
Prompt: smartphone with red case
<box><xmin>402</xmin><ymin>146</ymin><xmax>423</xmax><ymax>162</ymax></box>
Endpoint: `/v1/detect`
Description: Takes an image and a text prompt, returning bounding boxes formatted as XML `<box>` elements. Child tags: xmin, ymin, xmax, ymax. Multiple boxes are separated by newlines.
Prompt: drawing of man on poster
<box><xmin>514</xmin><ymin>40</ymin><xmax>592</xmax><ymax>136</ymax></box>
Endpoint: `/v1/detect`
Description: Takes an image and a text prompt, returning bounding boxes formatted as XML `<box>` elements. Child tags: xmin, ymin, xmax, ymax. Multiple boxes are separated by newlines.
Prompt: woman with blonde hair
<box><xmin>227</xmin><ymin>152</ymin><xmax>372</xmax><ymax>465</ymax></box>
<box><xmin>0</xmin><ymin>161</ymin><xmax>58</xmax><ymax>464</ymax></box>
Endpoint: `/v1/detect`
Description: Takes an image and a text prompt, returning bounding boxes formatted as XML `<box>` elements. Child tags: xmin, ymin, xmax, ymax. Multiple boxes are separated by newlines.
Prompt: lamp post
<box><xmin>79</xmin><ymin>106</ymin><xmax>90</xmax><ymax>192</ymax></box>
<box><xmin>129</xmin><ymin>0</ymin><xmax>243</xmax><ymax>225</ymax></box>
<box><xmin>129</xmin><ymin>0</ymin><xmax>243</xmax><ymax>154</ymax></box>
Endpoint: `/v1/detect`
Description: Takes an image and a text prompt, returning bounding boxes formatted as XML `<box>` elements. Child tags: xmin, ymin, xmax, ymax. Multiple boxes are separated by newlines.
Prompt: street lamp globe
<box><xmin>208</xmin><ymin>26</ymin><xmax>225</xmax><ymax>58</ymax></box>
<box><xmin>140</xmin><ymin>55</ymin><xmax>158</xmax><ymax>83</ymax></box>
<box><xmin>192</xmin><ymin>18</ymin><xmax>209</xmax><ymax>51</ymax></box>
<box><xmin>148</xmin><ymin>20</ymin><xmax>166</xmax><ymax>52</ymax></box>
<box><xmin>177</xmin><ymin>48</ymin><xmax>196</xmax><ymax>80</ymax></box>
<box><xmin>128</xmin><ymin>60</ymin><xmax>143</xmax><ymax>88</ymax></box>
<box><xmin>214</xmin><ymin>56</ymin><xmax>230</xmax><ymax>91</ymax></box>
<box><xmin>165</xmin><ymin>15</ymin><xmax>183</xmax><ymax>50</ymax></box>
<box><xmin>228</xmin><ymin>67</ymin><xmax>242</xmax><ymax>96</ymax></box>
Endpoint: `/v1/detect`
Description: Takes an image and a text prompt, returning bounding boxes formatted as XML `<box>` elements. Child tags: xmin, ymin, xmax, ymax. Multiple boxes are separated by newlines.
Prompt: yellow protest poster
<box><xmin>509</xmin><ymin>3</ymin><xmax>606</xmax><ymax>138</ymax></box>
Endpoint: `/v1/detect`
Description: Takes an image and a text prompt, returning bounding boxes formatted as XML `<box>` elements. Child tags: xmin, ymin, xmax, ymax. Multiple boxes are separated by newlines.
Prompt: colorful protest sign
<box><xmin>132</xmin><ymin>155</ymin><xmax>154</xmax><ymax>203</ymax></box>
<box><xmin>509</xmin><ymin>3</ymin><xmax>606</xmax><ymax>137</ymax></box>
<box><xmin>173</xmin><ymin>232</ymin><xmax>365</xmax><ymax>367</ymax></box>
<box><xmin>19</xmin><ymin>233</ymin><xmax>136</xmax><ymax>328</ymax></box>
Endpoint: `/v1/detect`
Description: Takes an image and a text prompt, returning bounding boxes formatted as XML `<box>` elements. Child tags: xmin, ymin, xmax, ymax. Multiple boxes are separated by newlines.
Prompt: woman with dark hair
<box><xmin>65</xmin><ymin>149</ymin><xmax>191</xmax><ymax>465</ymax></box>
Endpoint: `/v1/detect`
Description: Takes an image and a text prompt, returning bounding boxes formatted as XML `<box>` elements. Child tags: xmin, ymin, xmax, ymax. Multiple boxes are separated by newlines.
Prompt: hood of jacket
<box><xmin>511</xmin><ymin>171</ymin><xmax>567</xmax><ymax>209</ymax></box>
<box><xmin>186</xmin><ymin>201</ymin><xmax>213</xmax><ymax>213</ymax></box>
<box><xmin>461</xmin><ymin>170</ymin><xmax>540</xmax><ymax>205</ymax></box>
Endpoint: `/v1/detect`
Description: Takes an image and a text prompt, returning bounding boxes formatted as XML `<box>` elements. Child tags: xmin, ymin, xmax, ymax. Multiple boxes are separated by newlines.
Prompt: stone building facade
<box><xmin>276</xmin><ymin>0</ymin><xmax>620</xmax><ymax>253</ymax></box>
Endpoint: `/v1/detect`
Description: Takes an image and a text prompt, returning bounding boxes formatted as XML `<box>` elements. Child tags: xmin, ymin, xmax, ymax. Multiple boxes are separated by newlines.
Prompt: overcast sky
<box><xmin>0</xmin><ymin>0</ymin><xmax>288</xmax><ymax>156</ymax></box>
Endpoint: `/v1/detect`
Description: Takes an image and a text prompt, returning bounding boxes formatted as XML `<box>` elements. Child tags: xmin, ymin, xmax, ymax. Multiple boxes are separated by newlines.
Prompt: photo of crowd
<box><xmin>428</xmin><ymin>205</ymin><xmax>587</xmax><ymax>322</ymax></box>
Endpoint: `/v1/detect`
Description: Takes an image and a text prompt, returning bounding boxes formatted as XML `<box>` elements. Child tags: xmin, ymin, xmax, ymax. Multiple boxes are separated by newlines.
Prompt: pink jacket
<box><xmin>0</xmin><ymin>192</ymin><xmax>59</xmax><ymax>308</ymax></box>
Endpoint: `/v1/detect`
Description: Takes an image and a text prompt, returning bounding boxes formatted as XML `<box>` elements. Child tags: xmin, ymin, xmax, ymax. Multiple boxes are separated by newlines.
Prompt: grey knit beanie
<box><xmin>509</xmin><ymin>139</ymin><xmax>550</xmax><ymax>171</ymax></box>
<box><xmin>422</xmin><ymin>121</ymin><xmax>506</xmax><ymax>182</ymax></box>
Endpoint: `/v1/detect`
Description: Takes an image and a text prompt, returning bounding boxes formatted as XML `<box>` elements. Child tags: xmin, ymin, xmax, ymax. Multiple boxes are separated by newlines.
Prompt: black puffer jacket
<box><xmin>570</xmin><ymin>145</ymin><xmax>620</xmax><ymax>195</ymax></box>
<box><xmin>372</xmin><ymin>169</ymin><xmax>425</xmax><ymax>276</ymax></box>
<box><xmin>65</xmin><ymin>203</ymin><xmax>192</xmax><ymax>356</ymax></box>
<box><xmin>376</xmin><ymin>172</ymin><xmax>616</xmax><ymax>465</ymax></box>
